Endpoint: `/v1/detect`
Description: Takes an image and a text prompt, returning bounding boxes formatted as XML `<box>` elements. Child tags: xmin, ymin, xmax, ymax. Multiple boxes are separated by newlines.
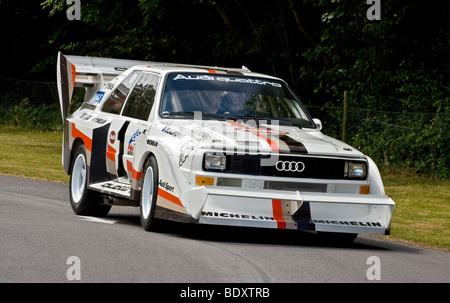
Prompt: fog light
<box><xmin>204</xmin><ymin>153</ymin><xmax>226</xmax><ymax>170</ymax></box>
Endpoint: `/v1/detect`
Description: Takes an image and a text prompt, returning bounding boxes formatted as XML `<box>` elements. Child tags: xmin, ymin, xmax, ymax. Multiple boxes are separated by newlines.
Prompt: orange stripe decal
<box><xmin>205</xmin><ymin>69</ymin><xmax>217</xmax><ymax>73</ymax></box>
<box><xmin>106</xmin><ymin>144</ymin><xmax>116</xmax><ymax>162</ymax></box>
<box><xmin>272</xmin><ymin>199</ymin><xmax>286</xmax><ymax>229</ymax></box>
<box><xmin>255</xmin><ymin>132</ymin><xmax>280</xmax><ymax>152</ymax></box>
<box><xmin>126</xmin><ymin>160</ymin><xmax>143</xmax><ymax>181</ymax></box>
<box><xmin>158</xmin><ymin>188</ymin><xmax>183</xmax><ymax>207</ymax></box>
<box><xmin>227</xmin><ymin>121</ymin><xmax>280</xmax><ymax>152</ymax></box>
<box><xmin>71</xmin><ymin>63</ymin><xmax>76</xmax><ymax>87</ymax></box>
<box><xmin>72</xmin><ymin>123</ymin><xmax>92</xmax><ymax>152</ymax></box>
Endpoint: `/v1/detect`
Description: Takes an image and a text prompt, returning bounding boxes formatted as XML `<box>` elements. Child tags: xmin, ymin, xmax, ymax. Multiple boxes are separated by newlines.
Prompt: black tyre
<box><xmin>140</xmin><ymin>155</ymin><xmax>159</xmax><ymax>231</ymax></box>
<box><xmin>69</xmin><ymin>144</ymin><xmax>111</xmax><ymax>217</ymax></box>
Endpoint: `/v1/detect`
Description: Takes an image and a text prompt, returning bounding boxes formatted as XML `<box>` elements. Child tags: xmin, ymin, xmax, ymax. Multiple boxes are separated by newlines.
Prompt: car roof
<box><xmin>129</xmin><ymin>63</ymin><xmax>279</xmax><ymax>80</ymax></box>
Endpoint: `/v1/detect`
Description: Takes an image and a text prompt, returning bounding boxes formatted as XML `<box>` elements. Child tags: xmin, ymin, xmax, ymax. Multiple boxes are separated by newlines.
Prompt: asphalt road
<box><xmin>1</xmin><ymin>174</ymin><xmax>449</xmax><ymax>284</ymax></box>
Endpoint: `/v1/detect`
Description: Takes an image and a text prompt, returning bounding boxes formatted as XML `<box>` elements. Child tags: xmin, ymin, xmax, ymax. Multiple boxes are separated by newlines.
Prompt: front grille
<box><xmin>206</xmin><ymin>154</ymin><xmax>367</xmax><ymax>180</ymax></box>
<box><xmin>229</xmin><ymin>156</ymin><xmax>260</xmax><ymax>174</ymax></box>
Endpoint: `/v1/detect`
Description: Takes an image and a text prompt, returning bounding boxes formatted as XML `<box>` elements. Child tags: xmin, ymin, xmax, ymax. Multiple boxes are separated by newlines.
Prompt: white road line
<box><xmin>78</xmin><ymin>216</ymin><xmax>117</xmax><ymax>224</ymax></box>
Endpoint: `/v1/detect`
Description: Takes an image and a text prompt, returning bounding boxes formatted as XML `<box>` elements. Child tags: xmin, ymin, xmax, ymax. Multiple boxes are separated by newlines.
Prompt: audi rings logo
<box><xmin>275</xmin><ymin>161</ymin><xmax>306</xmax><ymax>172</ymax></box>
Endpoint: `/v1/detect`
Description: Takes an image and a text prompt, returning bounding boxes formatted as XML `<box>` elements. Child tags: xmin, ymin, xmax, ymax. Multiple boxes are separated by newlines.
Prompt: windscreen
<box><xmin>160</xmin><ymin>73</ymin><xmax>315</xmax><ymax>128</ymax></box>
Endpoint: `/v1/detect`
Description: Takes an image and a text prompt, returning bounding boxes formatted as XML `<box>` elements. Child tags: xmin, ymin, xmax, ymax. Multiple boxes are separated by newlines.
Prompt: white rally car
<box><xmin>57</xmin><ymin>52</ymin><xmax>394</xmax><ymax>241</ymax></box>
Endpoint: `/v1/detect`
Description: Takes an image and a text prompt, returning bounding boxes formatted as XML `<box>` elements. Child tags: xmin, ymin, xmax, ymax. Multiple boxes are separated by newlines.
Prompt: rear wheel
<box><xmin>140</xmin><ymin>156</ymin><xmax>159</xmax><ymax>231</ymax></box>
<box><xmin>69</xmin><ymin>144</ymin><xmax>111</xmax><ymax>217</ymax></box>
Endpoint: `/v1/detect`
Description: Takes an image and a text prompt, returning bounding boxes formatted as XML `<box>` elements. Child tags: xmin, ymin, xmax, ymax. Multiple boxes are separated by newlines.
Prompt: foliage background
<box><xmin>0</xmin><ymin>0</ymin><xmax>448</xmax><ymax>178</ymax></box>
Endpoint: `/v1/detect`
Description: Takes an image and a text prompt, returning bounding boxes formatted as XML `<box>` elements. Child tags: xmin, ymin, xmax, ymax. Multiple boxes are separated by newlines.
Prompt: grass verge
<box><xmin>381</xmin><ymin>170</ymin><xmax>449</xmax><ymax>252</ymax></box>
<box><xmin>0</xmin><ymin>125</ymin><xmax>448</xmax><ymax>251</ymax></box>
<box><xmin>0</xmin><ymin>125</ymin><xmax>69</xmax><ymax>183</ymax></box>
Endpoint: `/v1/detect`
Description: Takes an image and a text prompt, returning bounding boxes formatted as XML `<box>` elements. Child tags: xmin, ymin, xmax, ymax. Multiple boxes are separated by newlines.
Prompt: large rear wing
<box><xmin>56</xmin><ymin>52</ymin><xmax>151</xmax><ymax>121</ymax></box>
<box><xmin>56</xmin><ymin>52</ymin><xmax>252</xmax><ymax>122</ymax></box>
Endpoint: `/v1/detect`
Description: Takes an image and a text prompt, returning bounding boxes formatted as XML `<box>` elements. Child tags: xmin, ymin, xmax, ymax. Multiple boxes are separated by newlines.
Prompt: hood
<box><xmin>157</xmin><ymin>119</ymin><xmax>364</xmax><ymax>158</ymax></box>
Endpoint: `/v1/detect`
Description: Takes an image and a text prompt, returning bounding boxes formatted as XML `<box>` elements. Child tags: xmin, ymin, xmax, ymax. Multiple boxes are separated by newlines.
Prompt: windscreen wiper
<box><xmin>161</xmin><ymin>111</ymin><xmax>238</xmax><ymax>121</ymax></box>
<box><xmin>231</xmin><ymin>115</ymin><xmax>302</xmax><ymax>129</ymax></box>
<box><xmin>161</xmin><ymin>111</ymin><xmax>197</xmax><ymax>117</ymax></box>
<box><xmin>267</xmin><ymin>117</ymin><xmax>303</xmax><ymax>129</ymax></box>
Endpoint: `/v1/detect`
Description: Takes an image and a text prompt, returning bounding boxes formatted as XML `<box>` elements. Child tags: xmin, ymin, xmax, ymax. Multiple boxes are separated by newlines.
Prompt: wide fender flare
<box><xmin>134</xmin><ymin>137</ymin><xmax>191</xmax><ymax>201</ymax></box>
<box><xmin>367</xmin><ymin>156</ymin><xmax>385</xmax><ymax>195</ymax></box>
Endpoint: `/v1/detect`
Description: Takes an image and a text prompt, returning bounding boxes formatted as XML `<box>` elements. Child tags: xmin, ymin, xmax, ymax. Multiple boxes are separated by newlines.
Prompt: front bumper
<box><xmin>185</xmin><ymin>186</ymin><xmax>394</xmax><ymax>235</ymax></box>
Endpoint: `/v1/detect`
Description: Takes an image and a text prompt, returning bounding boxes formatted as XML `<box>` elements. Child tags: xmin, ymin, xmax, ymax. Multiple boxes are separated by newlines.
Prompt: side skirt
<box><xmin>155</xmin><ymin>206</ymin><xmax>198</xmax><ymax>224</ymax></box>
<box><xmin>89</xmin><ymin>180</ymin><xmax>131</xmax><ymax>199</ymax></box>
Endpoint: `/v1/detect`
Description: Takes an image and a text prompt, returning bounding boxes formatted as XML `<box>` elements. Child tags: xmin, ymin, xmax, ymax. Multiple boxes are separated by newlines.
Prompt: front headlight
<box><xmin>204</xmin><ymin>153</ymin><xmax>226</xmax><ymax>170</ymax></box>
<box><xmin>345</xmin><ymin>161</ymin><xmax>367</xmax><ymax>179</ymax></box>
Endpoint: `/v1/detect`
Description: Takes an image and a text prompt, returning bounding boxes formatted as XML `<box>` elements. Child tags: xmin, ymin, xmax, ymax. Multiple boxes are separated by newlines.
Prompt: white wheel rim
<box><xmin>71</xmin><ymin>154</ymin><xmax>86</xmax><ymax>204</ymax></box>
<box><xmin>142</xmin><ymin>166</ymin><xmax>154</xmax><ymax>220</ymax></box>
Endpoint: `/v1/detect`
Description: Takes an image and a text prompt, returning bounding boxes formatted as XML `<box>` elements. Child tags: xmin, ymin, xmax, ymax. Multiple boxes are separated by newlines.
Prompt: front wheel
<box><xmin>69</xmin><ymin>144</ymin><xmax>111</xmax><ymax>217</ymax></box>
<box><xmin>140</xmin><ymin>156</ymin><xmax>159</xmax><ymax>231</ymax></box>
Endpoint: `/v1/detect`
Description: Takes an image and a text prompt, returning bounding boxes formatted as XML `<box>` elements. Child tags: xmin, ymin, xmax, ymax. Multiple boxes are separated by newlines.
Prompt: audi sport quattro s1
<box><xmin>57</xmin><ymin>52</ymin><xmax>394</xmax><ymax>241</ymax></box>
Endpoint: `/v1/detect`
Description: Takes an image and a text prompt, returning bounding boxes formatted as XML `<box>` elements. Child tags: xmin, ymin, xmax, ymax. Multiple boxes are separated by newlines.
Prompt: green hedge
<box><xmin>308</xmin><ymin>105</ymin><xmax>449</xmax><ymax>179</ymax></box>
<box><xmin>1</xmin><ymin>96</ymin><xmax>448</xmax><ymax>179</ymax></box>
<box><xmin>0</xmin><ymin>97</ymin><xmax>62</xmax><ymax>131</ymax></box>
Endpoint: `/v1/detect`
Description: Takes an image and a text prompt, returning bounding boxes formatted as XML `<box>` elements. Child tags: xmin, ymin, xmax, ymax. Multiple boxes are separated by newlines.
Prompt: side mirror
<box><xmin>313</xmin><ymin>118</ymin><xmax>322</xmax><ymax>131</ymax></box>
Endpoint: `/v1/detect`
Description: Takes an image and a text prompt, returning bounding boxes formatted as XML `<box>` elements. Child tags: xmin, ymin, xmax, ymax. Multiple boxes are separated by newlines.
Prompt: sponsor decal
<box><xmin>313</xmin><ymin>220</ymin><xmax>382</xmax><ymax>227</ymax></box>
<box><xmin>147</xmin><ymin>139</ymin><xmax>158</xmax><ymax>147</ymax></box>
<box><xmin>173</xmin><ymin>74</ymin><xmax>282</xmax><ymax>88</ymax></box>
<box><xmin>94</xmin><ymin>91</ymin><xmax>105</xmax><ymax>103</ymax></box>
<box><xmin>79</xmin><ymin>112</ymin><xmax>92</xmax><ymax>120</ymax></box>
<box><xmin>127</xmin><ymin>144</ymin><xmax>134</xmax><ymax>155</ymax></box>
<box><xmin>91</xmin><ymin>117</ymin><xmax>107</xmax><ymax>124</ymax></box>
<box><xmin>80</xmin><ymin>103</ymin><xmax>97</xmax><ymax>111</ymax></box>
<box><xmin>109</xmin><ymin>131</ymin><xmax>116</xmax><ymax>144</ymax></box>
<box><xmin>100</xmin><ymin>182</ymin><xmax>131</xmax><ymax>193</ymax></box>
<box><xmin>190</xmin><ymin>128</ymin><xmax>218</xmax><ymax>142</ymax></box>
<box><xmin>201</xmin><ymin>211</ymin><xmax>275</xmax><ymax>221</ymax></box>
<box><xmin>162</xmin><ymin>126</ymin><xmax>185</xmax><ymax>138</ymax></box>
<box><xmin>128</xmin><ymin>129</ymin><xmax>140</xmax><ymax>144</ymax></box>
<box><xmin>159</xmin><ymin>180</ymin><xmax>174</xmax><ymax>192</ymax></box>
<box><xmin>127</xmin><ymin>129</ymin><xmax>141</xmax><ymax>155</ymax></box>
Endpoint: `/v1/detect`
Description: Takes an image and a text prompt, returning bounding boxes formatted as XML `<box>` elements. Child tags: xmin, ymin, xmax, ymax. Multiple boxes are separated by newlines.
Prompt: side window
<box><xmin>122</xmin><ymin>72</ymin><xmax>160</xmax><ymax>120</ymax></box>
<box><xmin>101</xmin><ymin>71</ymin><xmax>141</xmax><ymax>114</ymax></box>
